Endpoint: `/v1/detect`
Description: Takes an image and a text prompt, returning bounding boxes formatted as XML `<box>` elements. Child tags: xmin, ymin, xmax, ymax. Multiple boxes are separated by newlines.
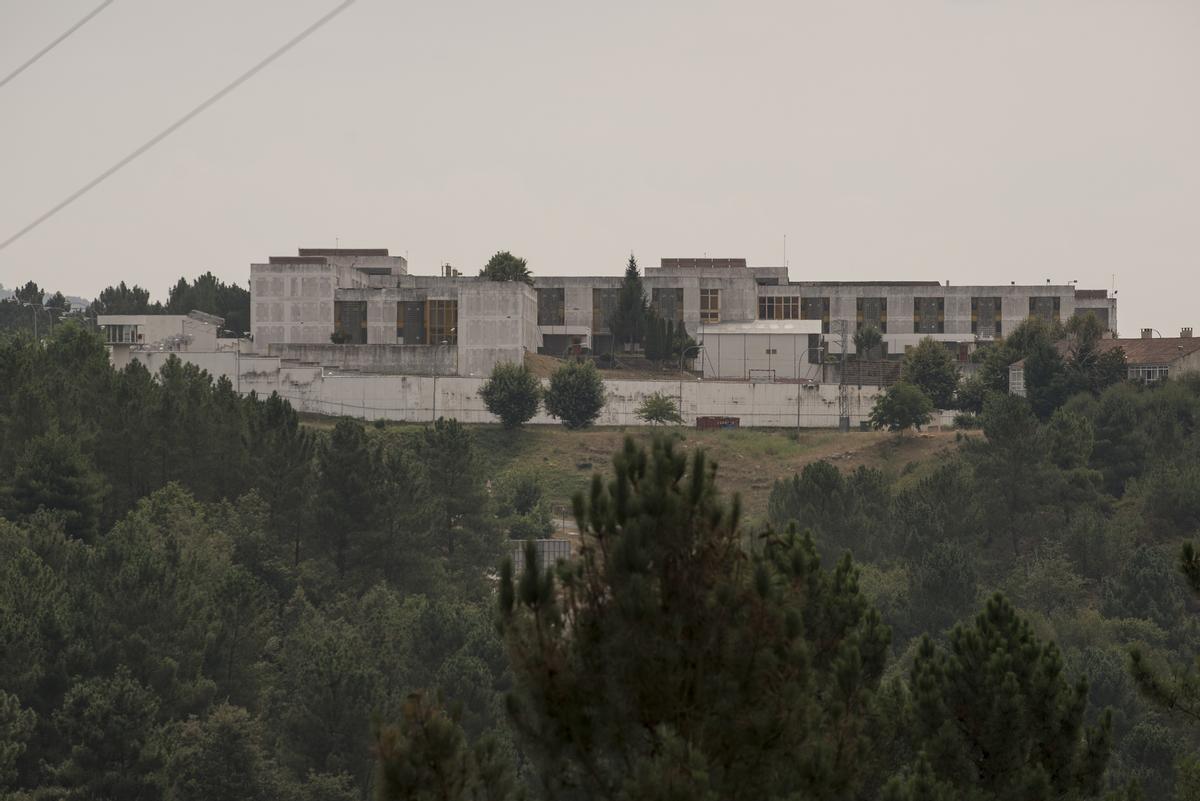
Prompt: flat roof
<box><xmin>697</xmin><ymin>319</ymin><xmax>823</xmax><ymax>335</ymax></box>
<box><xmin>298</xmin><ymin>248</ymin><xmax>390</xmax><ymax>257</ymax></box>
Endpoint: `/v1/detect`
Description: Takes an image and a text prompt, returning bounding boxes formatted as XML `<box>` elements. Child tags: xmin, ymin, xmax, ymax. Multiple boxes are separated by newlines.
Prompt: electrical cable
<box><xmin>0</xmin><ymin>0</ymin><xmax>358</xmax><ymax>253</ymax></box>
<box><xmin>0</xmin><ymin>0</ymin><xmax>115</xmax><ymax>90</ymax></box>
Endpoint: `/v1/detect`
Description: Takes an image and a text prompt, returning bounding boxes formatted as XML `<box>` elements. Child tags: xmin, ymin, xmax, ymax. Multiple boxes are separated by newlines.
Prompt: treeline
<box><xmin>0</xmin><ymin>323</ymin><xmax>549</xmax><ymax>799</ymax></box>
<box><xmin>869</xmin><ymin>313</ymin><xmax>1129</xmax><ymax>431</ymax></box>
<box><xmin>771</xmin><ymin>375</ymin><xmax>1200</xmax><ymax>796</ymax></box>
<box><xmin>4</xmin><ymin>321</ymin><xmax>1200</xmax><ymax>799</ymax></box>
<box><xmin>0</xmin><ymin>273</ymin><xmax>250</xmax><ymax>337</ymax></box>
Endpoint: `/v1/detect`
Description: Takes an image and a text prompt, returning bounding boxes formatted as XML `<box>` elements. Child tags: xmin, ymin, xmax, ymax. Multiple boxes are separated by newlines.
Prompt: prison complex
<box><xmin>246</xmin><ymin>248</ymin><xmax>1117</xmax><ymax>381</ymax></box>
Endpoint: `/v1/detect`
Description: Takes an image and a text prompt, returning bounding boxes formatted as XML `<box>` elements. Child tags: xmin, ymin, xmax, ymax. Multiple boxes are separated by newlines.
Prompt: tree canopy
<box><xmin>480</xmin><ymin>251</ymin><xmax>533</xmax><ymax>285</ymax></box>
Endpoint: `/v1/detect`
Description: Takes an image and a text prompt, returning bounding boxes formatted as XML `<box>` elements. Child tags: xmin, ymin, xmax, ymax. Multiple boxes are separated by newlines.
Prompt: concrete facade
<box><xmin>248</xmin><ymin>248</ymin><xmax>1119</xmax><ymax>381</ymax></box>
<box><xmin>99</xmin><ymin>311</ymin><xmax>225</xmax><ymax>369</ymax></box>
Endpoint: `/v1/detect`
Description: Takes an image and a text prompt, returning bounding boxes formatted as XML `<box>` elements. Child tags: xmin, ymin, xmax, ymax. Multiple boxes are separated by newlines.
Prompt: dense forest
<box><xmin>2</xmin><ymin>320</ymin><xmax>1199</xmax><ymax>799</ymax></box>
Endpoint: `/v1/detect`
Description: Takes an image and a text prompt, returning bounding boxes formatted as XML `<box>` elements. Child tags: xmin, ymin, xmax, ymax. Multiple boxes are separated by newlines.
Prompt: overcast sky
<box><xmin>1</xmin><ymin>0</ymin><xmax>1197</xmax><ymax>334</ymax></box>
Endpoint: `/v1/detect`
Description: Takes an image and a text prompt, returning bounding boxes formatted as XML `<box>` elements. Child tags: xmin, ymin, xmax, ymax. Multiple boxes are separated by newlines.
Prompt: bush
<box><xmin>868</xmin><ymin>382</ymin><xmax>933</xmax><ymax>433</ymax></box>
<box><xmin>544</xmin><ymin>360</ymin><xmax>606</xmax><ymax>429</ymax></box>
<box><xmin>479</xmin><ymin>362</ymin><xmax>542</xmax><ymax>429</ymax></box>
<box><xmin>635</xmin><ymin>392</ymin><xmax>682</xmax><ymax>425</ymax></box>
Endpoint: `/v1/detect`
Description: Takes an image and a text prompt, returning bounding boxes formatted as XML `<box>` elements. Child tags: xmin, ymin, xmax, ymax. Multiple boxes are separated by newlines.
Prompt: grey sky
<box><xmin>1</xmin><ymin>0</ymin><xmax>1197</xmax><ymax>335</ymax></box>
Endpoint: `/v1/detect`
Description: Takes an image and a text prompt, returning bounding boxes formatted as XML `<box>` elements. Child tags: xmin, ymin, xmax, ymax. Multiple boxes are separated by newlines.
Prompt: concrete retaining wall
<box><xmin>267</xmin><ymin>343</ymin><xmax>458</xmax><ymax>375</ymax></box>
<box><xmin>128</xmin><ymin>351</ymin><xmax>954</xmax><ymax>429</ymax></box>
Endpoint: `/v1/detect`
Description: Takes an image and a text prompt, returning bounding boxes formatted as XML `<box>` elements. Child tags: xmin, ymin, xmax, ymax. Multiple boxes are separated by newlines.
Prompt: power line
<box><xmin>0</xmin><ymin>0</ymin><xmax>116</xmax><ymax>90</ymax></box>
<box><xmin>0</xmin><ymin>0</ymin><xmax>358</xmax><ymax>254</ymax></box>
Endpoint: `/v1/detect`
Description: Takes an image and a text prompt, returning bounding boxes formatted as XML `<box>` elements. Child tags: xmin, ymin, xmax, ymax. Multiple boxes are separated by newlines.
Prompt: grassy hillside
<box><xmin>303</xmin><ymin>416</ymin><xmax>965</xmax><ymax>523</ymax></box>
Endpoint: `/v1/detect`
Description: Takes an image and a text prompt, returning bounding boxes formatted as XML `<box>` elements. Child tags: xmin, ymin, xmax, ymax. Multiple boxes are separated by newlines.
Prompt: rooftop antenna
<box><xmin>335</xmin><ymin>236</ymin><xmax>339</xmax><ymax>249</ymax></box>
<box><xmin>783</xmin><ymin>234</ymin><xmax>787</xmax><ymax>268</ymax></box>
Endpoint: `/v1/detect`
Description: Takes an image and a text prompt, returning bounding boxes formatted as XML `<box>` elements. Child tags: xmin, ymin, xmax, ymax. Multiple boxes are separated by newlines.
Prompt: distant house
<box><xmin>1009</xmin><ymin>328</ymin><xmax>1200</xmax><ymax>396</ymax></box>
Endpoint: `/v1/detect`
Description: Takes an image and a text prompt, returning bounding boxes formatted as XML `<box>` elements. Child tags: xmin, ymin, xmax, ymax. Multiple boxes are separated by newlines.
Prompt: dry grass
<box><xmin>302</xmin><ymin>413</ymin><xmax>965</xmax><ymax>522</ymax></box>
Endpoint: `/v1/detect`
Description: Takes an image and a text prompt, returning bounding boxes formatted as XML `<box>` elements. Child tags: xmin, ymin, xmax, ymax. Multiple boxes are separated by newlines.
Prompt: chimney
<box><xmin>1183</xmin><ymin>327</ymin><xmax>1194</xmax><ymax>339</ymax></box>
<box><xmin>1141</xmin><ymin>328</ymin><xmax>1153</xmax><ymax>339</ymax></box>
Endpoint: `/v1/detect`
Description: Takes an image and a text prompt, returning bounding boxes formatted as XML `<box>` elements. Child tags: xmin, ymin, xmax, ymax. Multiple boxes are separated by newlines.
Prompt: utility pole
<box><xmin>835</xmin><ymin>319</ymin><xmax>850</xmax><ymax>432</ymax></box>
<box><xmin>679</xmin><ymin>344</ymin><xmax>702</xmax><ymax>425</ymax></box>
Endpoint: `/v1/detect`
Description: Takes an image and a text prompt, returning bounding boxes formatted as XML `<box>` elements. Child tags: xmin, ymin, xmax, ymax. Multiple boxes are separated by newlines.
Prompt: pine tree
<box><xmin>609</xmin><ymin>253</ymin><xmax>647</xmax><ymax>352</ymax></box>
<box><xmin>374</xmin><ymin>693</ymin><xmax>521</xmax><ymax>801</ymax></box>
<box><xmin>498</xmin><ymin>437</ymin><xmax>891</xmax><ymax>800</ymax></box>
<box><xmin>313</xmin><ymin>419</ymin><xmax>376</xmax><ymax>579</ymax></box>
<box><xmin>896</xmin><ymin>593</ymin><xmax>1114</xmax><ymax>799</ymax></box>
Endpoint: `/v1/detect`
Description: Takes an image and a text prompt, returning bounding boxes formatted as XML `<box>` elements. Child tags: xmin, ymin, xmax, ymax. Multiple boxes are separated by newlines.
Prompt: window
<box><xmin>800</xmin><ymin>297</ymin><xmax>830</xmax><ymax>333</ymax></box>
<box><xmin>651</xmin><ymin>288</ymin><xmax>684</xmax><ymax>322</ymax></box>
<box><xmin>807</xmin><ymin>334</ymin><xmax>824</xmax><ymax>363</ymax></box>
<box><xmin>700</xmin><ymin>289</ymin><xmax>720</xmax><ymax>323</ymax></box>
<box><xmin>334</xmin><ymin>300</ymin><xmax>368</xmax><ymax>344</ymax></box>
<box><xmin>1029</xmin><ymin>296</ymin><xmax>1061</xmax><ymax>323</ymax></box>
<box><xmin>397</xmin><ymin>301</ymin><xmax>424</xmax><ymax>344</ymax></box>
<box><xmin>103</xmin><ymin>324</ymin><xmax>139</xmax><ymax>344</ymax></box>
<box><xmin>758</xmin><ymin>296</ymin><xmax>799</xmax><ymax>320</ymax></box>
<box><xmin>1129</xmin><ymin>365</ymin><xmax>1169</xmax><ymax>383</ymax></box>
<box><xmin>592</xmin><ymin>288</ymin><xmax>620</xmax><ymax>332</ymax></box>
<box><xmin>1010</xmin><ymin>366</ymin><xmax>1026</xmax><ymax>397</ymax></box>
<box><xmin>537</xmin><ymin>288</ymin><xmax>565</xmax><ymax>326</ymax></box>
<box><xmin>856</xmin><ymin>297</ymin><xmax>887</xmax><ymax>334</ymax></box>
<box><xmin>426</xmin><ymin>299</ymin><xmax>457</xmax><ymax>345</ymax></box>
<box><xmin>972</xmin><ymin>296</ymin><xmax>1002</xmax><ymax>338</ymax></box>
<box><xmin>913</xmin><ymin>297</ymin><xmax>945</xmax><ymax>334</ymax></box>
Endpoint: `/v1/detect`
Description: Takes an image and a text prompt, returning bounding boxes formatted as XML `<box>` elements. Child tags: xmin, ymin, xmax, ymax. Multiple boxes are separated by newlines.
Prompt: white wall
<box><xmin>129</xmin><ymin>350</ymin><xmax>955</xmax><ymax>429</ymax></box>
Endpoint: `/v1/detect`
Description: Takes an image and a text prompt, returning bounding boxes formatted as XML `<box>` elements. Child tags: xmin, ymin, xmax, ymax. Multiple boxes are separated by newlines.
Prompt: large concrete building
<box><xmin>249</xmin><ymin>248</ymin><xmax>1118</xmax><ymax>381</ymax></box>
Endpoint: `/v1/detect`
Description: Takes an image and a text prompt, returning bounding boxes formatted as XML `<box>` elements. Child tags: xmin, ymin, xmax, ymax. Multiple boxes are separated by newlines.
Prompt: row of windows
<box><xmin>758</xmin><ymin>296</ymin><xmax>799</xmax><ymax>319</ymax></box>
<box><xmin>334</xmin><ymin>300</ymin><xmax>459</xmax><ymax>345</ymax></box>
<box><xmin>103</xmin><ymin>324</ymin><xmax>141</xmax><ymax>344</ymax></box>
<box><xmin>1129</xmin><ymin>365</ymin><xmax>1169</xmax><ymax>383</ymax></box>
<box><xmin>532</xmin><ymin>289</ymin><xmax>1079</xmax><ymax>334</ymax></box>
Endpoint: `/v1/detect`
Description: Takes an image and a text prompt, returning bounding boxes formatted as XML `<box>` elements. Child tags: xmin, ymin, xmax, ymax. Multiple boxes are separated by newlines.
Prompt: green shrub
<box><xmin>479</xmin><ymin>362</ymin><xmax>542</xmax><ymax>429</ymax></box>
<box><xmin>544</xmin><ymin>361</ymin><xmax>605</xmax><ymax>429</ymax></box>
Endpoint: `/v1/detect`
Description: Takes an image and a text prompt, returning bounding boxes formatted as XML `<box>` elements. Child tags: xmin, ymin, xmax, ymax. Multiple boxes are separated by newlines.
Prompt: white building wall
<box><xmin>457</xmin><ymin>282</ymin><xmax>540</xmax><ymax>377</ymax></box>
<box><xmin>250</xmin><ymin>262</ymin><xmax>337</xmax><ymax>346</ymax></box>
<box><xmin>128</xmin><ymin>350</ymin><xmax>955</xmax><ymax>429</ymax></box>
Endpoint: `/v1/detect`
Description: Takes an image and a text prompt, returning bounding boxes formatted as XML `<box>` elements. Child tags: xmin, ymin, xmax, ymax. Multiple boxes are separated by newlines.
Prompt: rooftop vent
<box><xmin>1183</xmin><ymin>327</ymin><xmax>1194</xmax><ymax>339</ymax></box>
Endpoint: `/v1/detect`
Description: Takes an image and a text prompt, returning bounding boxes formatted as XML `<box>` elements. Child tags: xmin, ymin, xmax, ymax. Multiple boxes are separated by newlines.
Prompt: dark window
<box><xmin>913</xmin><ymin>297</ymin><xmax>945</xmax><ymax>334</ymax></box>
<box><xmin>801</xmin><ymin>297</ymin><xmax>830</xmax><ymax>333</ymax></box>
<box><xmin>971</xmin><ymin>296</ymin><xmax>1002</xmax><ymax>337</ymax></box>
<box><xmin>537</xmin><ymin>288</ymin><xmax>565</xmax><ymax>326</ymax></box>
<box><xmin>807</xmin><ymin>333</ymin><xmax>825</xmax><ymax>363</ymax></box>
<box><xmin>334</xmin><ymin>300</ymin><xmax>368</xmax><ymax>344</ymax></box>
<box><xmin>1029</xmin><ymin>296</ymin><xmax>1061</xmax><ymax>323</ymax></box>
<box><xmin>651</xmin><ymin>288</ymin><xmax>684</xmax><ymax>322</ymax></box>
<box><xmin>856</xmin><ymin>297</ymin><xmax>887</xmax><ymax>334</ymax></box>
<box><xmin>427</xmin><ymin>299</ymin><xmax>458</xmax><ymax>345</ymax></box>
<box><xmin>592</xmin><ymin>288</ymin><xmax>620</xmax><ymax>332</ymax></box>
<box><xmin>398</xmin><ymin>301</ymin><xmax>425</xmax><ymax>344</ymax></box>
